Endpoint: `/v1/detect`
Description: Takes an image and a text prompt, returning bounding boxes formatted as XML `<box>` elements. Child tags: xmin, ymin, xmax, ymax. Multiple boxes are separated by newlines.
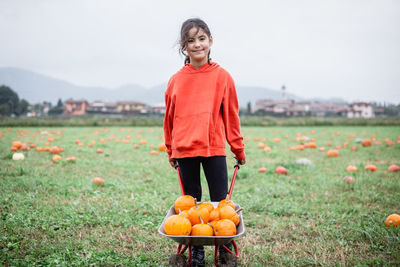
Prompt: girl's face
<box><xmin>185</xmin><ymin>27</ymin><xmax>213</xmax><ymax>67</ymax></box>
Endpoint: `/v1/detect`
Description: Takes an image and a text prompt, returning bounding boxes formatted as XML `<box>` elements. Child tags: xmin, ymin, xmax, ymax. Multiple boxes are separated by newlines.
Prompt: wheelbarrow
<box><xmin>158</xmin><ymin>161</ymin><xmax>245</xmax><ymax>266</ymax></box>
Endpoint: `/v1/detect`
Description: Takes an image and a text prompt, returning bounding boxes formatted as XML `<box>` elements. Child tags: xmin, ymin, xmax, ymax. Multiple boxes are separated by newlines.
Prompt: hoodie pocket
<box><xmin>172</xmin><ymin>112</ymin><xmax>213</xmax><ymax>152</ymax></box>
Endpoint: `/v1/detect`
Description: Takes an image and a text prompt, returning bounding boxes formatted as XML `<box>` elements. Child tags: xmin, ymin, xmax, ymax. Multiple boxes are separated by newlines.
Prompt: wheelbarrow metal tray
<box><xmin>158</xmin><ymin>202</ymin><xmax>245</xmax><ymax>246</ymax></box>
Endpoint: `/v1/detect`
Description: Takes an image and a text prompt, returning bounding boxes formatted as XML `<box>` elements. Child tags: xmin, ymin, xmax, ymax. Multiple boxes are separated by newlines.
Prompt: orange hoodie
<box><xmin>163</xmin><ymin>62</ymin><xmax>245</xmax><ymax>161</ymax></box>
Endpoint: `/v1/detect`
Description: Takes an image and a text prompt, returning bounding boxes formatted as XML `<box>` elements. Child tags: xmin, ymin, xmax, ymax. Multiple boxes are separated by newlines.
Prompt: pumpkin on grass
<box><xmin>345</xmin><ymin>165</ymin><xmax>358</xmax><ymax>172</ymax></box>
<box><xmin>327</xmin><ymin>149</ymin><xmax>339</xmax><ymax>158</ymax></box>
<box><xmin>92</xmin><ymin>177</ymin><xmax>105</xmax><ymax>186</ymax></box>
<box><xmin>388</xmin><ymin>164</ymin><xmax>400</xmax><ymax>172</ymax></box>
<box><xmin>362</xmin><ymin>138</ymin><xmax>372</xmax><ymax>147</ymax></box>
<box><xmin>364</xmin><ymin>165</ymin><xmax>377</xmax><ymax>172</ymax></box>
<box><xmin>342</xmin><ymin>176</ymin><xmax>355</xmax><ymax>185</ymax></box>
<box><xmin>385</xmin><ymin>214</ymin><xmax>400</xmax><ymax>227</ymax></box>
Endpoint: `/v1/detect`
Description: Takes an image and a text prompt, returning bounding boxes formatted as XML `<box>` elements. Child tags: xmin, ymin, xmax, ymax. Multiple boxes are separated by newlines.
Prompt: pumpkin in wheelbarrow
<box><xmin>219</xmin><ymin>206</ymin><xmax>242</xmax><ymax>226</ymax></box>
<box><xmin>191</xmin><ymin>217</ymin><xmax>213</xmax><ymax>236</ymax></box>
<box><xmin>174</xmin><ymin>195</ymin><xmax>196</xmax><ymax>214</ymax></box>
<box><xmin>218</xmin><ymin>195</ymin><xmax>235</xmax><ymax>210</ymax></box>
<box><xmin>188</xmin><ymin>200</ymin><xmax>210</xmax><ymax>225</ymax></box>
<box><xmin>164</xmin><ymin>214</ymin><xmax>192</xmax><ymax>236</ymax></box>
<box><xmin>214</xmin><ymin>219</ymin><xmax>236</xmax><ymax>236</ymax></box>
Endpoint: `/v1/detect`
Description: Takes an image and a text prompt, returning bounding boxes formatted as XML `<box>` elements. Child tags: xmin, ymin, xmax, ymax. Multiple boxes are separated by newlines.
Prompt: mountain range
<box><xmin>0</xmin><ymin>67</ymin><xmax>346</xmax><ymax>106</ymax></box>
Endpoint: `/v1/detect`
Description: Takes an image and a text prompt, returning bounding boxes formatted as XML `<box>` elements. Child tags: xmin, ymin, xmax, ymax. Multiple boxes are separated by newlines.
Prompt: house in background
<box><xmin>64</xmin><ymin>99</ymin><xmax>88</xmax><ymax>115</ymax></box>
<box><xmin>347</xmin><ymin>102</ymin><xmax>375</xmax><ymax>118</ymax></box>
<box><xmin>87</xmin><ymin>101</ymin><xmax>118</xmax><ymax>114</ymax></box>
<box><xmin>309</xmin><ymin>102</ymin><xmax>349</xmax><ymax>117</ymax></box>
<box><xmin>116</xmin><ymin>101</ymin><xmax>149</xmax><ymax>115</ymax></box>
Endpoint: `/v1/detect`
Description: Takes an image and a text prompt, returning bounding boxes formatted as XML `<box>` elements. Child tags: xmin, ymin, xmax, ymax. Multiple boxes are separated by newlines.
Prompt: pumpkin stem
<box><xmin>194</xmin><ymin>198</ymin><xmax>198</xmax><ymax>209</ymax></box>
<box><xmin>199</xmin><ymin>216</ymin><xmax>204</xmax><ymax>224</ymax></box>
<box><xmin>225</xmin><ymin>194</ymin><xmax>231</xmax><ymax>201</ymax></box>
<box><xmin>177</xmin><ymin>208</ymin><xmax>182</xmax><ymax>214</ymax></box>
<box><xmin>235</xmin><ymin>208</ymin><xmax>243</xmax><ymax>214</ymax></box>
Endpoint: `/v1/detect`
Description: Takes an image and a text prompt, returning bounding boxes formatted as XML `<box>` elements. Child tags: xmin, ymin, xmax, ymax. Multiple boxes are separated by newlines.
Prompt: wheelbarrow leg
<box><xmin>214</xmin><ymin>241</ymin><xmax>239</xmax><ymax>267</ymax></box>
<box><xmin>169</xmin><ymin>244</ymin><xmax>190</xmax><ymax>267</ymax></box>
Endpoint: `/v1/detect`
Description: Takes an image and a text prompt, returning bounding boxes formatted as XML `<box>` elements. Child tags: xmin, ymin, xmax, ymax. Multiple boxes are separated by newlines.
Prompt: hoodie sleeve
<box><xmin>163</xmin><ymin>78</ymin><xmax>175</xmax><ymax>161</ymax></box>
<box><xmin>222</xmin><ymin>74</ymin><xmax>246</xmax><ymax>160</ymax></box>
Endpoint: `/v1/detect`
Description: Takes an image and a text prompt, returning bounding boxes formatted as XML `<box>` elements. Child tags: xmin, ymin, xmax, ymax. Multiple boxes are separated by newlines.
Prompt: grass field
<box><xmin>1</xmin><ymin>126</ymin><xmax>399</xmax><ymax>266</ymax></box>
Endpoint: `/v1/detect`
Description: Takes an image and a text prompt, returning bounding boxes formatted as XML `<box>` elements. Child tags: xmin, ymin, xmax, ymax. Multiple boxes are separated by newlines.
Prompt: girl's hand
<box><xmin>169</xmin><ymin>160</ymin><xmax>177</xmax><ymax>168</ymax></box>
<box><xmin>235</xmin><ymin>157</ymin><xmax>246</xmax><ymax>165</ymax></box>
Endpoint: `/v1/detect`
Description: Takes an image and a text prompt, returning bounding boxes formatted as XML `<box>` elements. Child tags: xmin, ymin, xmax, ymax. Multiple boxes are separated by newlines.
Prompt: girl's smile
<box><xmin>185</xmin><ymin>27</ymin><xmax>213</xmax><ymax>68</ymax></box>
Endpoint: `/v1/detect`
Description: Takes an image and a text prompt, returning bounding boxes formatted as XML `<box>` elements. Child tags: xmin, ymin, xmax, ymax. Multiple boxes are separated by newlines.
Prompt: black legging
<box><xmin>176</xmin><ymin>156</ymin><xmax>228</xmax><ymax>202</ymax></box>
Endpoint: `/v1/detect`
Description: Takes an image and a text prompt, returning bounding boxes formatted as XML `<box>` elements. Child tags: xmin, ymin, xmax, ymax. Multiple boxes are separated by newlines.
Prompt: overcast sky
<box><xmin>1</xmin><ymin>0</ymin><xmax>399</xmax><ymax>103</ymax></box>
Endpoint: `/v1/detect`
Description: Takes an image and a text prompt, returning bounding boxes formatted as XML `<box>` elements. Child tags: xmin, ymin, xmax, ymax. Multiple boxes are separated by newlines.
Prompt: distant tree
<box><xmin>56</xmin><ymin>98</ymin><xmax>63</xmax><ymax>108</ymax></box>
<box><xmin>0</xmin><ymin>85</ymin><xmax>19</xmax><ymax>116</ymax></box>
<box><xmin>247</xmin><ymin>102</ymin><xmax>252</xmax><ymax>115</ymax></box>
<box><xmin>48</xmin><ymin>99</ymin><xmax>64</xmax><ymax>115</ymax></box>
<box><xmin>15</xmin><ymin>99</ymin><xmax>30</xmax><ymax>115</ymax></box>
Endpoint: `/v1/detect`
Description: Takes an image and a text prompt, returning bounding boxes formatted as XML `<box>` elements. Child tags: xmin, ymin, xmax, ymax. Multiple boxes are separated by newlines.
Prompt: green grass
<box><xmin>1</xmin><ymin>126</ymin><xmax>399</xmax><ymax>266</ymax></box>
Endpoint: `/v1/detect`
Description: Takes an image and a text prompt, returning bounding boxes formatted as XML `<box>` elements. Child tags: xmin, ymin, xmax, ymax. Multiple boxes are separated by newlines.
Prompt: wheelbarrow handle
<box><xmin>227</xmin><ymin>160</ymin><xmax>241</xmax><ymax>199</ymax></box>
<box><xmin>174</xmin><ymin>162</ymin><xmax>186</xmax><ymax>196</ymax></box>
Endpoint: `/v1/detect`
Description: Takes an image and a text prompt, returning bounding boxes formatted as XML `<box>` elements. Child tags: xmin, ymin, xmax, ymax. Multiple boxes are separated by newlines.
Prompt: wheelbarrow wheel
<box><xmin>219</xmin><ymin>253</ymin><xmax>238</xmax><ymax>267</ymax></box>
<box><xmin>168</xmin><ymin>254</ymin><xmax>187</xmax><ymax>267</ymax></box>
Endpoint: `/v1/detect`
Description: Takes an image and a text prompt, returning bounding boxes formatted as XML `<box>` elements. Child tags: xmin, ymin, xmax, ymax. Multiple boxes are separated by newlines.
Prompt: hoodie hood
<box><xmin>178</xmin><ymin>61</ymin><xmax>220</xmax><ymax>74</ymax></box>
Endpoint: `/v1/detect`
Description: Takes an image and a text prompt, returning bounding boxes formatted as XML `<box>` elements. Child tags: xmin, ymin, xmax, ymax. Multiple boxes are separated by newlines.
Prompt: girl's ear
<box><xmin>209</xmin><ymin>35</ymin><xmax>213</xmax><ymax>46</ymax></box>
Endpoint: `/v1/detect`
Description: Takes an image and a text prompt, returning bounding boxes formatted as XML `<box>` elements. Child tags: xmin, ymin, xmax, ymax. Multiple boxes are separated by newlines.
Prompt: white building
<box><xmin>347</xmin><ymin>102</ymin><xmax>375</xmax><ymax>118</ymax></box>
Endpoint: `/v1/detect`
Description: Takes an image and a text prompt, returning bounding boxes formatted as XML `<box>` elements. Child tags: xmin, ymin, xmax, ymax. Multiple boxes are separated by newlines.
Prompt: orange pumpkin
<box><xmin>178</xmin><ymin>209</ymin><xmax>190</xmax><ymax>220</ymax></box>
<box><xmin>164</xmin><ymin>214</ymin><xmax>192</xmax><ymax>236</ymax></box>
<box><xmin>198</xmin><ymin>202</ymin><xmax>214</xmax><ymax>213</ymax></box>
<box><xmin>275</xmin><ymin>166</ymin><xmax>287</xmax><ymax>175</ymax></box>
<box><xmin>218</xmin><ymin>195</ymin><xmax>235</xmax><ymax>210</ymax></box>
<box><xmin>52</xmin><ymin>155</ymin><xmax>62</xmax><ymax>163</ymax></box>
<box><xmin>342</xmin><ymin>176</ymin><xmax>355</xmax><ymax>185</ymax></box>
<box><xmin>188</xmin><ymin>202</ymin><xmax>210</xmax><ymax>225</ymax></box>
<box><xmin>362</xmin><ymin>138</ymin><xmax>372</xmax><ymax>147</ymax></box>
<box><xmin>258</xmin><ymin>167</ymin><xmax>267</xmax><ymax>173</ymax></box>
<box><xmin>345</xmin><ymin>165</ymin><xmax>358</xmax><ymax>172</ymax></box>
<box><xmin>66</xmin><ymin>156</ymin><xmax>76</xmax><ymax>162</ymax></box>
<box><xmin>350</xmin><ymin>146</ymin><xmax>358</xmax><ymax>151</ymax></box>
<box><xmin>158</xmin><ymin>143</ymin><xmax>167</xmax><ymax>152</ymax></box>
<box><xmin>191</xmin><ymin>217</ymin><xmax>213</xmax><ymax>236</ymax></box>
<box><xmin>174</xmin><ymin>195</ymin><xmax>196</xmax><ymax>214</ymax></box>
<box><xmin>12</xmin><ymin>141</ymin><xmax>22</xmax><ymax>149</ymax></box>
<box><xmin>50</xmin><ymin>146</ymin><xmax>60</xmax><ymax>154</ymax></box>
<box><xmin>257</xmin><ymin>167</ymin><xmax>267</xmax><ymax>173</ymax></box>
<box><xmin>388</xmin><ymin>164</ymin><xmax>400</xmax><ymax>172</ymax></box>
<box><xmin>93</xmin><ymin>177</ymin><xmax>105</xmax><ymax>186</ymax></box>
<box><xmin>365</xmin><ymin>165</ymin><xmax>377</xmax><ymax>172</ymax></box>
<box><xmin>219</xmin><ymin>206</ymin><xmax>241</xmax><ymax>226</ymax></box>
<box><xmin>385</xmin><ymin>214</ymin><xmax>400</xmax><ymax>227</ymax></box>
<box><xmin>263</xmin><ymin>146</ymin><xmax>272</xmax><ymax>152</ymax></box>
<box><xmin>214</xmin><ymin>219</ymin><xmax>236</xmax><ymax>236</ymax></box>
<box><xmin>209</xmin><ymin>208</ymin><xmax>220</xmax><ymax>222</ymax></box>
<box><xmin>327</xmin><ymin>149</ymin><xmax>339</xmax><ymax>157</ymax></box>
<box><xmin>208</xmin><ymin>220</ymin><xmax>218</xmax><ymax>229</ymax></box>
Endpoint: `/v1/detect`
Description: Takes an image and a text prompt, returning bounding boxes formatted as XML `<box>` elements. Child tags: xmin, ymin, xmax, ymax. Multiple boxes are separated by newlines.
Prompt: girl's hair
<box><xmin>179</xmin><ymin>18</ymin><xmax>212</xmax><ymax>65</ymax></box>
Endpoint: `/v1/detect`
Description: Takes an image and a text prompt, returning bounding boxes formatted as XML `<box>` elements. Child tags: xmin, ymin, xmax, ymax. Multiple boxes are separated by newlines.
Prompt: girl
<box><xmin>163</xmin><ymin>18</ymin><xmax>246</xmax><ymax>267</ymax></box>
